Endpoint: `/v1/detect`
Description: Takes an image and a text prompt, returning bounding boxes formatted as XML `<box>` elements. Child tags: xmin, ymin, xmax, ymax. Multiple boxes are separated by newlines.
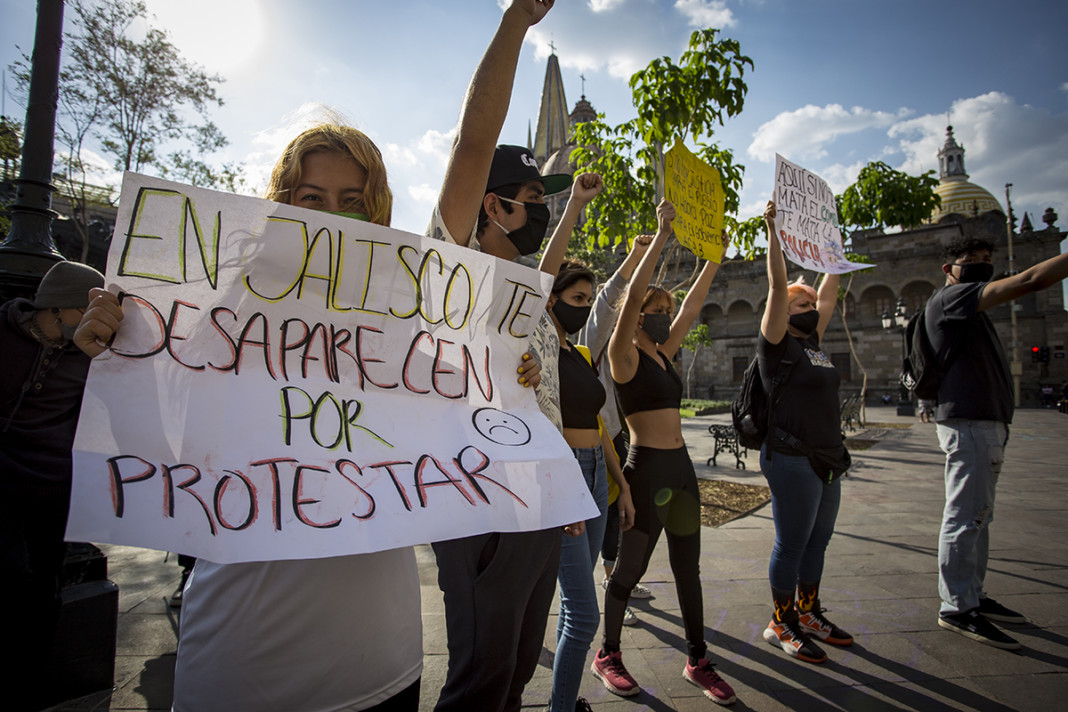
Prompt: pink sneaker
<box><xmin>684</xmin><ymin>658</ymin><xmax>736</xmax><ymax>705</ymax></box>
<box><xmin>590</xmin><ymin>649</ymin><xmax>640</xmax><ymax>697</ymax></box>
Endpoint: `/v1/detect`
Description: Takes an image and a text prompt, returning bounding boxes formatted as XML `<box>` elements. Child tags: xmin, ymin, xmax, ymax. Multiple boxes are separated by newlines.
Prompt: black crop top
<box><xmin>559</xmin><ymin>344</ymin><xmax>607</xmax><ymax>429</ymax></box>
<box><xmin>614</xmin><ymin>348</ymin><xmax>682</xmax><ymax>416</ymax></box>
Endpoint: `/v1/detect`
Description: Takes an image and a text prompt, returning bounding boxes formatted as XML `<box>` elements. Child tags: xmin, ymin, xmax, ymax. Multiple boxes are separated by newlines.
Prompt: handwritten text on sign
<box><xmin>68</xmin><ymin>174</ymin><xmax>594</xmax><ymax>564</ymax></box>
<box><xmin>773</xmin><ymin>154</ymin><xmax>870</xmax><ymax>274</ymax></box>
<box><xmin>664</xmin><ymin>142</ymin><xmax>726</xmax><ymax>263</ymax></box>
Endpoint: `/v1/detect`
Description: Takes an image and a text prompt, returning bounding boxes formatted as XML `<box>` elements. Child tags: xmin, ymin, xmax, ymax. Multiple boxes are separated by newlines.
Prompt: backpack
<box><xmin>731</xmin><ymin>353</ymin><xmax>796</xmax><ymax>451</ymax></box>
<box><xmin>900</xmin><ymin>307</ymin><xmax>943</xmax><ymax>400</ymax></box>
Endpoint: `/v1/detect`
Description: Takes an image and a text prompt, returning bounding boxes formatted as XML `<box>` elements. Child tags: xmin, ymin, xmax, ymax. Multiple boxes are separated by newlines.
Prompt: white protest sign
<box><xmin>773</xmin><ymin>154</ymin><xmax>871</xmax><ymax>274</ymax></box>
<box><xmin>68</xmin><ymin>173</ymin><xmax>595</xmax><ymax>564</ymax></box>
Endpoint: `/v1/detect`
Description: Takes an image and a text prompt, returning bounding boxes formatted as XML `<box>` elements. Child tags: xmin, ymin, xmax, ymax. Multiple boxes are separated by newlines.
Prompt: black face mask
<box><xmin>495</xmin><ymin>198</ymin><xmax>550</xmax><ymax>255</ymax></box>
<box><xmin>954</xmin><ymin>262</ymin><xmax>994</xmax><ymax>283</ymax></box>
<box><xmin>551</xmin><ymin>300</ymin><xmax>591</xmax><ymax>335</ymax></box>
<box><xmin>641</xmin><ymin>312</ymin><xmax>672</xmax><ymax>344</ymax></box>
<box><xmin>788</xmin><ymin>309</ymin><xmax>820</xmax><ymax>336</ymax></box>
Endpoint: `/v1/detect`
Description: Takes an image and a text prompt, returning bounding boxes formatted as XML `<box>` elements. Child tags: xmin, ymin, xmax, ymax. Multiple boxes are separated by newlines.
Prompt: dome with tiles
<box><xmin>929</xmin><ymin>125</ymin><xmax>1003</xmax><ymax>223</ymax></box>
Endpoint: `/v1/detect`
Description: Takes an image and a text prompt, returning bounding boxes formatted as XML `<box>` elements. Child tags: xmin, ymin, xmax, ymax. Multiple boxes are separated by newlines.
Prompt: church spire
<box><xmin>938</xmin><ymin>124</ymin><xmax>968</xmax><ymax>182</ymax></box>
<box><xmin>533</xmin><ymin>50</ymin><xmax>569</xmax><ymax>165</ymax></box>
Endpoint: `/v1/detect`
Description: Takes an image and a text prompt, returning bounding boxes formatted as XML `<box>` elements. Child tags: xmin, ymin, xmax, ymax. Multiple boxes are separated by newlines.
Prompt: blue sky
<box><xmin>2</xmin><ymin>0</ymin><xmax>1066</xmax><ymax>245</ymax></box>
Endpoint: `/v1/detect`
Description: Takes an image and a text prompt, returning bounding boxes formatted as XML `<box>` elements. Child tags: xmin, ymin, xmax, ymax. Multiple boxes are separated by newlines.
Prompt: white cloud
<box><xmin>747</xmin><ymin>104</ymin><xmax>910</xmax><ymax>163</ymax></box>
<box><xmin>674</xmin><ymin>0</ymin><xmax>736</xmax><ymax>28</ymax></box>
<box><xmin>522</xmin><ymin>1</ymin><xmax>695</xmax><ymax>81</ymax></box>
<box><xmin>889</xmin><ymin>92</ymin><xmax>1068</xmax><ymax>224</ymax></box>
<box><xmin>589</xmin><ymin>0</ymin><xmax>626</xmax><ymax>11</ymax></box>
<box><xmin>408</xmin><ymin>183</ymin><xmax>439</xmax><ymax>206</ymax></box>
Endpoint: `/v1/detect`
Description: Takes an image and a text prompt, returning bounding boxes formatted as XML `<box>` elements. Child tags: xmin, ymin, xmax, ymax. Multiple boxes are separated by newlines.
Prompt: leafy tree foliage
<box><xmin>570</xmin><ymin>29</ymin><xmax>753</xmax><ymax>257</ymax></box>
<box><xmin>9</xmin><ymin>0</ymin><xmax>244</xmax><ymax>256</ymax></box>
<box><xmin>680</xmin><ymin>322</ymin><xmax>714</xmax><ymax>399</ymax></box>
<box><xmin>837</xmin><ymin>161</ymin><xmax>941</xmax><ymax>231</ymax></box>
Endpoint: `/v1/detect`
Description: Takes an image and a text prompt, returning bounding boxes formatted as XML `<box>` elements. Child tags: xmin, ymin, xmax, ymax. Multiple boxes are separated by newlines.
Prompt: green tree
<box><xmin>10</xmin><ymin>0</ymin><xmax>244</xmax><ymax>258</ymax></box>
<box><xmin>570</xmin><ymin>29</ymin><xmax>753</xmax><ymax>269</ymax></box>
<box><xmin>837</xmin><ymin>161</ymin><xmax>941</xmax><ymax>231</ymax></box>
<box><xmin>0</xmin><ymin>116</ymin><xmax>21</xmax><ymax>237</ymax></box>
<box><xmin>681</xmin><ymin>322</ymin><xmax>714</xmax><ymax>399</ymax></box>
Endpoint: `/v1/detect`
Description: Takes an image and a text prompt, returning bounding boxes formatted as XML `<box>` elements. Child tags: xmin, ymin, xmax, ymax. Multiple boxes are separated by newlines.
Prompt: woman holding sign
<box><xmin>591</xmin><ymin>199</ymin><xmax>737</xmax><ymax>705</ymax></box>
<box><xmin>75</xmin><ymin>123</ymin><xmax>543</xmax><ymax>712</ymax></box>
<box><xmin>757</xmin><ymin>200</ymin><xmax>851</xmax><ymax>665</ymax></box>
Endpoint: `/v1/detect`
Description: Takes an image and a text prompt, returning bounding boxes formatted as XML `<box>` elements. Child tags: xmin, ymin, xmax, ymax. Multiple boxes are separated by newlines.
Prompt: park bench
<box><xmin>841</xmin><ymin>391</ymin><xmax>863</xmax><ymax>432</ymax></box>
<box><xmin>707</xmin><ymin>424</ymin><xmax>747</xmax><ymax>470</ymax></box>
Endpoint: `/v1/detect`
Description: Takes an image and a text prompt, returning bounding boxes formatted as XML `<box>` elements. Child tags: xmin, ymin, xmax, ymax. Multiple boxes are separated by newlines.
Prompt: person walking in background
<box><xmin>930</xmin><ymin>235</ymin><xmax>1068</xmax><ymax>649</ymax></box>
<box><xmin>757</xmin><ymin>200</ymin><xmax>852</xmax><ymax>665</ymax></box>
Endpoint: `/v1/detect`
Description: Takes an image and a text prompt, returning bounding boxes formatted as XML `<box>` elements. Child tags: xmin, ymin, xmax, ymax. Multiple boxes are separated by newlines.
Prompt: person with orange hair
<box><xmin>757</xmin><ymin>200</ymin><xmax>851</xmax><ymax>665</ymax></box>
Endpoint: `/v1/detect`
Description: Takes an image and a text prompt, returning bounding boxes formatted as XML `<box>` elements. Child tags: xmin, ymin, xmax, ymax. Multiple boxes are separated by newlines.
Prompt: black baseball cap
<box><xmin>486</xmin><ymin>145</ymin><xmax>572</xmax><ymax>196</ymax></box>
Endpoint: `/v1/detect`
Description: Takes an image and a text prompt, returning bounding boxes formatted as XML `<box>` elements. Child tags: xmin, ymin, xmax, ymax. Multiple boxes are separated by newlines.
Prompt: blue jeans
<box><xmin>760</xmin><ymin>447</ymin><xmax>842</xmax><ymax>592</ymax></box>
<box><xmin>550</xmin><ymin>446</ymin><xmax>609</xmax><ymax>712</ymax></box>
<box><xmin>936</xmin><ymin>420</ymin><xmax>1008</xmax><ymax>616</ymax></box>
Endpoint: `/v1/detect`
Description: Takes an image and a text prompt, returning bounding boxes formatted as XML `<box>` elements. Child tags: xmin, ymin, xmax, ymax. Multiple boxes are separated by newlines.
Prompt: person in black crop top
<box><xmin>592</xmin><ymin>199</ymin><xmax>737</xmax><ymax>705</ymax></box>
<box><xmin>757</xmin><ymin>200</ymin><xmax>852</xmax><ymax>665</ymax></box>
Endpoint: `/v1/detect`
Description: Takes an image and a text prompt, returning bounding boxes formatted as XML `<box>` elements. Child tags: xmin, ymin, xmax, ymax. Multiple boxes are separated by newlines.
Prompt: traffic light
<box><xmin>1041</xmin><ymin>346</ymin><xmax>1051</xmax><ymax>363</ymax></box>
<box><xmin>1032</xmin><ymin>346</ymin><xmax>1041</xmax><ymax>362</ymax></box>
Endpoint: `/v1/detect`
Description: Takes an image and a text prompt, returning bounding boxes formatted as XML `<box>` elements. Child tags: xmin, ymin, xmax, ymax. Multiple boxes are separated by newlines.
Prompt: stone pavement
<box><xmin>46</xmin><ymin>407</ymin><xmax>1068</xmax><ymax>711</ymax></box>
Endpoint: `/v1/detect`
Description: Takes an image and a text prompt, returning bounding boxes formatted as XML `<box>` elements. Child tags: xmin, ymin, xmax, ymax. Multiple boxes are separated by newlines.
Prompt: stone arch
<box><xmin>701</xmin><ymin>303</ymin><xmax>724</xmax><ymax>334</ymax></box>
<box><xmin>727</xmin><ymin>299</ymin><xmax>757</xmax><ymax>335</ymax></box>
<box><xmin>859</xmin><ymin>284</ymin><xmax>896</xmax><ymax>324</ymax></box>
<box><xmin>902</xmin><ymin>280</ymin><xmax>938</xmax><ymax>315</ymax></box>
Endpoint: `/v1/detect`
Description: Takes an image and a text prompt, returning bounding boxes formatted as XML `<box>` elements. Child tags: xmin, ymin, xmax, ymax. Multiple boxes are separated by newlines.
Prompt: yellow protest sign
<box><xmin>664</xmin><ymin>141</ymin><xmax>726</xmax><ymax>263</ymax></box>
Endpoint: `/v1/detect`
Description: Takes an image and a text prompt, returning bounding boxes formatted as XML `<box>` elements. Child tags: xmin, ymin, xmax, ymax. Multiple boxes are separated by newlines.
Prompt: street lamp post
<box><xmin>882</xmin><ymin>297</ymin><xmax>916</xmax><ymax>417</ymax></box>
<box><xmin>0</xmin><ymin>0</ymin><xmax>66</xmax><ymax>302</ymax></box>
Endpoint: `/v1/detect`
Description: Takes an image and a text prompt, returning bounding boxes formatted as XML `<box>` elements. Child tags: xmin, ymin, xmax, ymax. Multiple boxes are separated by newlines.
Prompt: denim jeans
<box><xmin>936</xmin><ymin>419</ymin><xmax>1008</xmax><ymax>616</ymax></box>
<box><xmin>760</xmin><ymin>447</ymin><xmax>842</xmax><ymax>592</ymax></box>
<box><xmin>550</xmin><ymin>446</ymin><xmax>609</xmax><ymax>712</ymax></box>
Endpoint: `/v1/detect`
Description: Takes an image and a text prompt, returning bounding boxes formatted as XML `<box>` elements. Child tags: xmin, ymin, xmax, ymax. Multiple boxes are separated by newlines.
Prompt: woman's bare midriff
<box><xmin>624</xmin><ymin>408</ymin><xmax>684</xmax><ymax>449</ymax></box>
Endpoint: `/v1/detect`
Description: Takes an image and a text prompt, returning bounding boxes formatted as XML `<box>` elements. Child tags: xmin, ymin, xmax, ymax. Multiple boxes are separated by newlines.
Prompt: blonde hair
<box><xmin>787</xmin><ymin>276</ymin><xmax>817</xmax><ymax>305</ymax></box>
<box><xmin>265</xmin><ymin>123</ymin><xmax>393</xmax><ymax>226</ymax></box>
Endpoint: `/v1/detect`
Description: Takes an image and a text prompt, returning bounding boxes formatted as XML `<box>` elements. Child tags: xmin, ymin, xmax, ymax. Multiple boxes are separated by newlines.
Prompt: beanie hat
<box><xmin>33</xmin><ymin>261</ymin><xmax>105</xmax><ymax>309</ymax></box>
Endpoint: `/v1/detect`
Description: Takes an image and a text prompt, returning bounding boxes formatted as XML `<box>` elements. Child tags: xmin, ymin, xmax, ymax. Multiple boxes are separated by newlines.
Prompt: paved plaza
<box><xmin>46</xmin><ymin>408</ymin><xmax>1068</xmax><ymax>711</ymax></box>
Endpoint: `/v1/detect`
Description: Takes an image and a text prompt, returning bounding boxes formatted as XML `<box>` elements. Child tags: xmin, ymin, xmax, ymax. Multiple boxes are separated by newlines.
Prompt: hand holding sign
<box><xmin>663</xmin><ymin>141</ymin><xmax>726</xmax><ymax>263</ymax></box>
<box><xmin>772</xmin><ymin>155</ymin><xmax>871</xmax><ymax>274</ymax></box>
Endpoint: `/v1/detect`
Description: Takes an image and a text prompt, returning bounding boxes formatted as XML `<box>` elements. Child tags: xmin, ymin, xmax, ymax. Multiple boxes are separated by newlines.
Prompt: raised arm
<box><xmin>538</xmin><ymin>172</ymin><xmax>602</xmax><ymax>276</ymax></box>
<box><xmin>436</xmin><ymin>0</ymin><xmax>554</xmax><ymax>244</ymax></box>
<box><xmin>607</xmin><ymin>199</ymin><xmax>674</xmax><ymax>385</ymax></box>
<box><xmin>761</xmin><ymin>200</ymin><xmax>789</xmax><ymax>344</ymax></box>
<box><xmin>578</xmin><ymin>233</ymin><xmax>652</xmax><ymax>357</ymax></box>
<box><xmin>814</xmin><ymin>271</ymin><xmax>839</xmax><ymax>341</ymax></box>
<box><xmin>660</xmin><ymin>234</ymin><xmax>729</xmax><ymax>359</ymax></box>
<box><xmin>977</xmin><ymin>251</ymin><xmax>1068</xmax><ymax>311</ymax></box>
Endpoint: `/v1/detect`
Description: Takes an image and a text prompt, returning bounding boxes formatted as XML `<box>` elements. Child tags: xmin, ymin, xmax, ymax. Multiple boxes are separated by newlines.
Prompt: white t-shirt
<box><xmin>173</xmin><ymin>549</ymin><xmax>422</xmax><ymax>712</ymax></box>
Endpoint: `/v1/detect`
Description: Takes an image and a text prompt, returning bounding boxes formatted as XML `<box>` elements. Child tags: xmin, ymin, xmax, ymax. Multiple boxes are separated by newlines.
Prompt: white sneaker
<box><xmin>602</xmin><ymin>578</ymin><xmax>653</xmax><ymax>599</ymax></box>
<box><xmin>622</xmin><ymin>607</ymin><xmax>638</xmax><ymax>626</ymax></box>
<box><xmin>629</xmin><ymin>582</ymin><xmax>653</xmax><ymax>599</ymax></box>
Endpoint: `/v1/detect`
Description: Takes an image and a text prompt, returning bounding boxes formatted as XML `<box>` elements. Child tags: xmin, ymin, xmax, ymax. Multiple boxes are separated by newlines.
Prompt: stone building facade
<box><xmin>525</xmin><ymin>57</ymin><xmax>1067</xmax><ymax>408</ymax></box>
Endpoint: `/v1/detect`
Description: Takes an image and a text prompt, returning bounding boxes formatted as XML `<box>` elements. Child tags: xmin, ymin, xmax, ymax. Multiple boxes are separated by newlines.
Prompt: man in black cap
<box><xmin>0</xmin><ymin>260</ymin><xmax>105</xmax><ymax>706</ymax></box>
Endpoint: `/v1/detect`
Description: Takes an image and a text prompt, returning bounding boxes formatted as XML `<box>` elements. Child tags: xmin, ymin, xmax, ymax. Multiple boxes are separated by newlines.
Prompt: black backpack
<box><xmin>900</xmin><ymin>307</ymin><xmax>946</xmax><ymax>400</ymax></box>
<box><xmin>732</xmin><ymin>353</ymin><xmax>796</xmax><ymax>450</ymax></box>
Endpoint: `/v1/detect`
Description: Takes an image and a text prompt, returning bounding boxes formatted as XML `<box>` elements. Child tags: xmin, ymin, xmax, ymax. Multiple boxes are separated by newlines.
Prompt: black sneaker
<box><xmin>978</xmin><ymin>597</ymin><xmax>1027</xmax><ymax>624</ymax></box>
<box><xmin>574</xmin><ymin>698</ymin><xmax>593</xmax><ymax>712</ymax></box>
<box><xmin>938</xmin><ymin>610</ymin><xmax>1021</xmax><ymax>650</ymax></box>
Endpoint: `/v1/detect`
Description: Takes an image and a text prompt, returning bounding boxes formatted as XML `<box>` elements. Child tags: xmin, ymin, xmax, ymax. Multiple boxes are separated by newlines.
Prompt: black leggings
<box><xmin>602</xmin><ymin>445</ymin><xmax>705</xmax><ymax>660</ymax></box>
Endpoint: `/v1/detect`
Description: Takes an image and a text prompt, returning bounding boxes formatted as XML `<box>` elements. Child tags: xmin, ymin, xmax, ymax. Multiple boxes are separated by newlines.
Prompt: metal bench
<box><xmin>840</xmin><ymin>391</ymin><xmax>863</xmax><ymax>432</ymax></box>
<box><xmin>707</xmin><ymin>424</ymin><xmax>747</xmax><ymax>470</ymax></box>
